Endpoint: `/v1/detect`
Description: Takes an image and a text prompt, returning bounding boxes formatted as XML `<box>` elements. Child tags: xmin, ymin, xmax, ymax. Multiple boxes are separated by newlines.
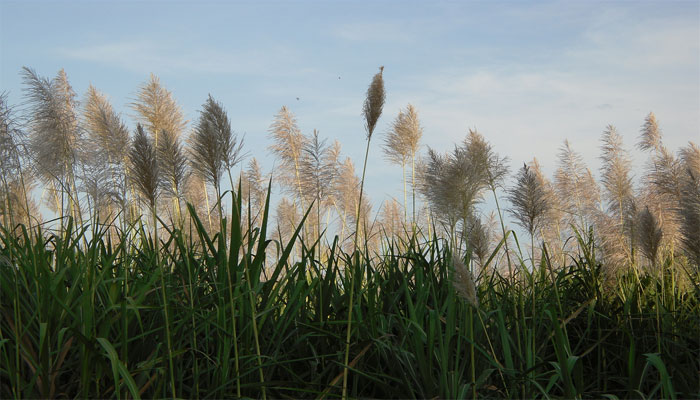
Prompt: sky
<box><xmin>1</xmin><ymin>0</ymin><xmax>699</xmax><ymax>228</ymax></box>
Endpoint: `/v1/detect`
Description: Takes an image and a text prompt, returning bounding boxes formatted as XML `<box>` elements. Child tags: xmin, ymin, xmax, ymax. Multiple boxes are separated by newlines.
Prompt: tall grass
<box><xmin>1</xmin><ymin>66</ymin><xmax>699</xmax><ymax>398</ymax></box>
<box><xmin>1</xmin><ymin>194</ymin><xmax>698</xmax><ymax>398</ymax></box>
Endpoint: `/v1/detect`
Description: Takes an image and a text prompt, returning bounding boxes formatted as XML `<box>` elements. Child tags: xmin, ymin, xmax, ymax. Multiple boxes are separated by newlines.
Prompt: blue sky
<box><xmin>1</xmin><ymin>0</ymin><xmax>699</xmax><ymax>224</ymax></box>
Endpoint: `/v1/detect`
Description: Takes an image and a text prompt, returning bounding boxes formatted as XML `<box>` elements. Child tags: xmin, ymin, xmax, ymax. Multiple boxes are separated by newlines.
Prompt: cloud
<box><xmin>332</xmin><ymin>21</ymin><xmax>416</xmax><ymax>43</ymax></box>
<box><xmin>390</xmin><ymin>64</ymin><xmax>696</xmax><ymax>180</ymax></box>
<box><xmin>569</xmin><ymin>16</ymin><xmax>699</xmax><ymax>72</ymax></box>
<box><xmin>55</xmin><ymin>40</ymin><xmax>303</xmax><ymax>77</ymax></box>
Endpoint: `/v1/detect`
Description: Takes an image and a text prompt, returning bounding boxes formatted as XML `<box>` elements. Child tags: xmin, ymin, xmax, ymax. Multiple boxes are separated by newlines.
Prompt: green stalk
<box><xmin>469</xmin><ymin>306</ymin><xmax>475</xmax><ymax>399</ymax></box>
<box><xmin>154</xmin><ymin>203</ymin><xmax>176</xmax><ymax>398</ymax></box>
<box><xmin>411</xmin><ymin>151</ymin><xmax>416</xmax><ymax>238</ymax></box>
<box><xmin>231</xmin><ymin>187</ymin><xmax>266</xmax><ymax>399</ymax></box>
<box><xmin>219</xmin><ymin>176</ymin><xmax>242</xmax><ymax>398</ymax></box>
<box><xmin>242</xmin><ymin>240</ymin><xmax>266</xmax><ymax>399</ymax></box>
<box><xmin>491</xmin><ymin>188</ymin><xmax>513</xmax><ymax>277</ymax></box>
<box><xmin>402</xmin><ymin>161</ymin><xmax>407</xmax><ymax>222</ymax></box>
<box><xmin>343</xmin><ymin>137</ymin><xmax>372</xmax><ymax>400</ymax></box>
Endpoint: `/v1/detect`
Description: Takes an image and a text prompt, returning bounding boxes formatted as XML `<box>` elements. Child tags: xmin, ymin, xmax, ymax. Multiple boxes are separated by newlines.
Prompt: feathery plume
<box><xmin>0</xmin><ymin>92</ymin><xmax>35</xmax><ymax>227</ymax></box>
<box><xmin>22</xmin><ymin>67</ymin><xmax>83</xmax><ymax>222</ymax></box>
<box><xmin>507</xmin><ymin>163</ymin><xmax>550</xmax><ymax>238</ymax></box>
<box><xmin>129</xmin><ymin>124</ymin><xmax>160</xmax><ymax>210</ymax></box>
<box><xmin>83</xmin><ymin>85</ymin><xmax>130</xmax><ymax>162</ymax></box>
<box><xmin>82</xmin><ymin>85</ymin><xmax>131</xmax><ymax>221</ymax></box>
<box><xmin>529</xmin><ymin>158</ymin><xmax>567</xmax><ymax>264</ymax></box>
<box><xmin>678</xmin><ymin>142</ymin><xmax>700</xmax><ymax>265</ymax></box>
<box><xmin>554</xmin><ymin>140</ymin><xmax>600</xmax><ymax>233</ymax></box>
<box><xmin>190</xmin><ymin>95</ymin><xmax>244</xmax><ymax>195</ymax></box>
<box><xmin>379</xmin><ymin>198</ymin><xmax>404</xmax><ymax>241</ymax></box>
<box><xmin>466</xmin><ymin>212</ymin><xmax>496</xmax><ymax>270</ymax></box>
<box><xmin>452</xmin><ymin>256</ymin><xmax>479</xmax><ymax>307</ymax></box>
<box><xmin>638</xmin><ymin>112</ymin><xmax>662</xmax><ymax>152</ymax></box>
<box><xmin>299</xmin><ymin>130</ymin><xmax>336</xmax><ymax>239</ymax></box>
<box><xmin>383</xmin><ymin>108</ymin><xmax>412</xmax><ymax>166</ymax></box>
<box><xmin>22</xmin><ymin>67</ymin><xmax>81</xmax><ymax>184</ymax></box>
<box><xmin>268</xmin><ymin>106</ymin><xmax>308</xmax><ymax>200</ymax></box>
<box><xmin>465</xmin><ymin>129</ymin><xmax>509</xmax><ymax>190</ymax></box>
<box><xmin>299</xmin><ymin>130</ymin><xmax>334</xmax><ymax>204</ymax></box>
<box><xmin>241</xmin><ymin>157</ymin><xmax>267</xmax><ymax>215</ymax></box>
<box><xmin>0</xmin><ymin>179</ymin><xmax>40</xmax><ymax>227</ymax></box>
<box><xmin>0</xmin><ymin>92</ymin><xmax>37</xmax><ymax>228</ymax></box>
<box><xmin>275</xmin><ymin>197</ymin><xmax>300</xmax><ymax>246</ymax></box>
<box><xmin>158</xmin><ymin>129</ymin><xmax>189</xmax><ymax>200</ymax></box>
<box><xmin>679</xmin><ymin>142</ymin><xmax>700</xmax><ymax>177</ymax></box>
<box><xmin>420</xmin><ymin>131</ymin><xmax>498</xmax><ymax>247</ymax></box>
<box><xmin>597</xmin><ymin>125</ymin><xmax>635</xmax><ymax>268</ymax></box>
<box><xmin>637</xmin><ymin>113</ymin><xmax>682</xmax><ymax>256</ymax></box>
<box><xmin>600</xmin><ymin>125</ymin><xmax>634</xmax><ymax>218</ymax></box>
<box><xmin>0</xmin><ymin>92</ymin><xmax>23</xmax><ymax>178</ymax></box>
<box><xmin>131</xmin><ymin>73</ymin><xmax>187</xmax><ymax>144</ymax></box>
<box><xmin>363</xmin><ymin>66</ymin><xmax>385</xmax><ymax>139</ymax></box>
<box><xmin>383</xmin><ymin>104</ymin><xmax>424</xmax><ymax>221</ymax></box>
<box><xmin>637</xmin><ymin>207</ymin><xmax>663</xmax><ymax>265</ymax></box>
<box><xmin>80</xmin><ymin>147</ymin><xmax>119</xmax><ymax>220</ymax></box>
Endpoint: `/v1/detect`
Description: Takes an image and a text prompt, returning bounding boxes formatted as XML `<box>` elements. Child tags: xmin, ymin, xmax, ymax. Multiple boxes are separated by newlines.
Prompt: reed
<box><xmin>343</xmin><ymin>66</ymin><xmax>385</xmax><ymax>400</ymax></box>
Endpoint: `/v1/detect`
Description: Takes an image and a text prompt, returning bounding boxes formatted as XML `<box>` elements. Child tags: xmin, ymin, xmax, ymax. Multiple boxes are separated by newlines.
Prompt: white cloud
<box><xmin>332</xmin><ymin>21</ymin><xmax>416</xmax><ymax>43</ymax></box>
<box><xmin>56</xmin><ymin>40</ymin><xmax>303</xmax><ymax>77</ymax></box>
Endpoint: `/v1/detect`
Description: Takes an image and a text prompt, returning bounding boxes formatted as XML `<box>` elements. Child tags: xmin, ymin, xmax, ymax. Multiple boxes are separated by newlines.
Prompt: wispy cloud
<box><xmin>332</xmin><ymin>21</ymin><xmax>417</xmax><ymax>43</ymax></box>
<box><xmin>56</xmin><ymin>40</ymin><xmax>303</xmax><ymax>77</ymax></box>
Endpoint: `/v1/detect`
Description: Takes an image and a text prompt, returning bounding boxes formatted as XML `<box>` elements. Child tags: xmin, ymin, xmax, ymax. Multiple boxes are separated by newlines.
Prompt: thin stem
<box><xmin>154</xmin><ymin>203</ymin><xmax>176</xmax><ymax>398</ymax></box>
<box><xmin>343</xmin><ymin>137</ymin><xmax>372</xmax><ymax>400</ymax></box>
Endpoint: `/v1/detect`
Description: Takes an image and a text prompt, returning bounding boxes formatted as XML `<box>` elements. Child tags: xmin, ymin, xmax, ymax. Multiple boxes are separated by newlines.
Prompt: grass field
<box><xmin>1</xmin><ymin>192</ymin><xmax>699</xmax><ymax>399</ymax></box>
<box><xmin>1</xmin><ymin>66</ymin><xmax>699</xmax><ymax>399</ymax></box>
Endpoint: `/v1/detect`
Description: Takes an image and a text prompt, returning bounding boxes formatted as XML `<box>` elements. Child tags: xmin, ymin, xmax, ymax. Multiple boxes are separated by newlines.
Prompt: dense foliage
<box><xmin>1</xmin><ymin>194</ymin><xmax>699</xmax><ymax>398</ymax></box>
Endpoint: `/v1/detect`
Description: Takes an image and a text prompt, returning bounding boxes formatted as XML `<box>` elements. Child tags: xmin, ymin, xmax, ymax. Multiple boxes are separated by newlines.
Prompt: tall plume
<box><xmin>637</xmin><ymin>113</ymin><xmax>681</xmax><ymax>256</ymax></box>
<box><xmin>379</xmin><ymin>198</ymin><xmax>403</xmax><ymax>241</ymax></box>
<box><xmin>363</xmin><ymin>66</ymin><xmax>385</xmax><ymax>139</ymax></box>
<box><xmin>383</xmin><ymin>104</ymin><xmax>424</xmax><ymax>222</ymax></box>
<box><xmin>0</xmin><ymin>92</ymin><xmax>36</xmax><ymax>227</ymax></box>
<box><xmin>383</xmin><ymin>109</ymin><xmax>411</xmax><ymax>166</ymax></box>
<box><xmin>158</xmin><ymin>128</ymin><xmax>189</xmax><ymax>224</ymax></box>
<box><xmin>529</xmin><ymin>158</ymin><xmax>566</xmax><ymax>264</ymax></box>
<box><xmin>507</xmin><ymin>163</ymin><xmax>550</xmax><ymax>240</ymax></box>
<box><xmin>598</xmin><ymin>125</ymin><xmax>635</xmax><ymax>268</ymax></box>
<box><xmin>83</xmin><ymin>85</ymin><xmax>130</xmax><ymax>162</ymax></box>
<box><xmin>636</xmin><ymin>207</ymin><xmax>663</xmax><ymax>266</ymax></box>
<box><xmin>21</xmin><ymin>67</ymin><xmax>83</xmax><ymax>222</ymax></box>
<box><xmin>268</xmin><ymin>106</ymin><xmax>308</xmax><ymax>201</ymax></box>
<box><xmin>131</xmin><ymin>74</ymin><xmax>187</xmax><ymax>144</ymax></box>
<box><xmin>451</xmin><ymin>256</ymin><xmax>479</xmax><ymax>308</ymax></box>
<box><xmin>241</xmin><ymin>157</ymin><xmax>267</xmax><ymax>219</ymax></box>
<box><xmin>554</xmin><ymin>140</ymin><xmax>600</xmax><ymax>233</ymax></box>
<box><xmin>129</xmin><ymin>124</ymin><xmax>160</xmax><ymax>210</ymax></box>
<box><xmin>639</xmin><ymin>112</ymin><xmax>662</xmax><ymax>152</ymax></box>
<box><xmin>465</xmin><ymin>212</ymin><xmax>496</xmax><ymax>271</ymax></box>
<box><xmin>190</xmin><ymin>95</ymin><xmax>244</xmax><ymax>196</ymax></box>
<box><xmin>299</xmin><ymin>130</ymin><xmax>337</xmax><ymax>238</ymax></box>
<box><xmin>420</xmin><ymin>131</ymin><xmax>498</xmax><ymax>247</ymax></box>
<box><xmin>335</xmin><ymin>157</ymin><xmax>371</xmax><ymax>247</ymax></box>
<box><xmin>466</xmin><ymin>129</ymin><xmax>509</xmax><ymax>191</ymax></box>
<box><xmin>82</xmin><ymin>85</ymin><xmax>131</xmax><ymax>221</ymax></box>
<box><xmin>275</xmin><ymin>196</ymin><xmax>300</xmax><ymax>249</ymax></box>
<box><xmin>0</xmin><ymin>92</ymin><xmax>22</xmax><ymax>176</ymax></box>
<box><xmin>678</xmin><ymin>142</ymin><xmax>700</xmax><ymax>265</ymax></box>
